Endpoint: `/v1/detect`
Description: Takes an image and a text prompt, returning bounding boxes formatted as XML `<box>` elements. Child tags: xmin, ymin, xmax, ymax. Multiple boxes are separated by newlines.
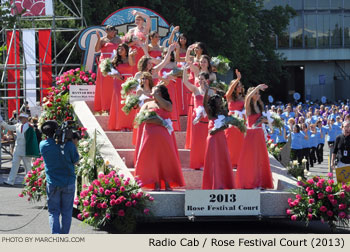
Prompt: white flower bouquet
<box><xmin>211</xmin><ymin>55</ymin><xmax>231</xmax><ymax>75</ymax></box>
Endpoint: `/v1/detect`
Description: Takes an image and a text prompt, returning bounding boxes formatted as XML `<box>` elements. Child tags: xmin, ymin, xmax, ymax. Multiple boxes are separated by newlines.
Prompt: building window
<box><xmin>278</xmin><ymin>29</ymin><xmax>290</xmax><ymax>48</ymax></box>
<box><xmin>290</xmin><ymin>0</ymin><xmax>303</xmax><ymax>10</ymax></box>
<box><xmin>290</xmin><ymin>15</ymin><xmax>303</xmax><ymax>48</ymax></box>
<box><xmin>318</xmin><ymin>12</ymin><xmax>330</xmax><ymax>47</ymax></box>
<box><xmin>330</xmin><ymin>0</ymin><xmax>343</xmax><ymax>10</ymax></box>
<box><xmin>330</xmin><ymin>13</ymin><xmax>343</xmax><ymax>47</ymax></box>
<box><xmin>345</xmin><ymin>1</ymin><xmax>350</xmax><ymax>10</ymax></box>
<box><xmin>318</xmin><ymin>0</ymin><xmax>331</xmax><ymax>10</ymax></box>
<box><xmin>304</xmin><ymin>14</ymin><xmax>317</xmax><ymax>47</ymax></box>
<box><xmin>344</xmin><ymin>12</ymin><xmax>350</xmax><ymax>46</ymax></box>
<box><xmin>304</xmin><ymin>0</ymin><xmax>317</xmax><ymax>10</ymax></box>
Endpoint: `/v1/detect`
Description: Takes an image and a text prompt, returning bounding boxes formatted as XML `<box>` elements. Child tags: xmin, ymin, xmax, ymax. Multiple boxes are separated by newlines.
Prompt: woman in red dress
<box><xmin>201</xmin><ymin>89</ymin><xmax>234</xmax><ymax>189</ymax></box>
<box><xmin>135</xmin><ymin>85</ymin><xmax>185</xmax><ymax>191</ymax></box>
<box><xmin>124</xmin><ymin>10</ymin><xmax>150</xmax><ymax>72</ymax></box>
<box><xmin>183</xmin><ymin>70</ymin><xmax>211</xmax><ymax>169</ymax></box>
<box><xmin>133</xmin><ymin>72</ymin><xmax>154</xmax><ymax>166</ymax></box>
<box><xmin>148</xmin><ymin>31</ymin><xmax>163</xmax><ymax>60</ymax></box>
<box><xmin>225</xmin><ymin>69</ymin><xmax>245</xmax><ymax>168</ymax></box>
<box><xmin>235</xmin><ymin>84</ymin><xmax>274</xmax><ymax>189</ymax></box>
<box><xmin>184</xmin><ymin>51</ymin><xmax>216</xmax><ymax>149</ymax></box>
<box><xmin>108</xmin><ymin>43</ymin><xmax>137</xmax><ymax>131</ymax></box>
<box><xmin>94</xmin><ymin>25</ymin><xmax>121</xmax><ymax>112</ymax></box>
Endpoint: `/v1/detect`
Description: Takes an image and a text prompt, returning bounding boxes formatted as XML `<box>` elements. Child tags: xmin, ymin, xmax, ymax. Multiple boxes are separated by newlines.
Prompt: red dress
<box><xmin>94</xmin><ymin>42</ymin><xmax>119</xmax><ymax>112</ymax></box>
<box><xmin>159</xmin><ymin>68</ymin><xmax>181</xmax><ymax>131</ymax></box>
<box><xmin>235</xmin><ymin>113</ymin><xmax>274</xmax><ymax>189</ymax></box>
<box><xmin>176</xmin><ymin>53</ymin><xmax>190</xmax><ymax>116</ymax></box>
<box><xmin>202</xmin><ymin>119</ymin><xmax>234</xmax><ymax>189</ymax></box>
<box><xmin>185</xmin><ymin>63</ymin><xmax>200</xmax><ymax>149</ymax></box>
<box><xmin>128</xmin><ymin>30</ymin><xmax>146</xmax><ymax>73</ymax></box>
<box><xmin>135</xmin><ymin>108</ymin><xmax>185</xmax><ymax>189</ymax></box>
<box><xmin>108</xmin><ymin>63</ymin><xmax>136</xmax><ymax>130</ymax></box>
<box><xmin>225</xmin><ymin>100</ymin><xmax>245</xmax><ymax>167</ymax></box>
<box><xmin>189</xmin><ymin>95</ymin><xmax>208</xmax><ymax>169</ymax></box>
<box><xmin>149</xmin><ymin>50</ymin><xmax>162</xmax><ymax>60</ymax></box>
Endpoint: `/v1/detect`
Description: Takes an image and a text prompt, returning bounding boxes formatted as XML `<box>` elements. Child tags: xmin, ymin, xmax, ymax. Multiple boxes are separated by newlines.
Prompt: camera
<box><xmin>55</xmin><ymin>120</ymin><xmax>76</xmax><ymax>145</ymax></box>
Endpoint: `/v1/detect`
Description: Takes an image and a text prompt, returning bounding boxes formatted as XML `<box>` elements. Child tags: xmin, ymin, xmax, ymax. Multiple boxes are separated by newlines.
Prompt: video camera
<box><xmin>55</xmin><ymin>120</ymin><xmax>76</xmax><ymax>145</ymax></box>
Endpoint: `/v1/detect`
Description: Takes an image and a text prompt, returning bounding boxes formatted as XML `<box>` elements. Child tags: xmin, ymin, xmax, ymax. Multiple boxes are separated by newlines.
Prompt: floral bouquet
<box><xmin>19</xmin><ymin>157</ymin><xmax>46</xmax><ymax>202</ymax></box>
<box><xmin>287</xmin><ymin>173</ymin><xmax>350</xmax><ymax>231</ymax></box>
<box><xmin>121</xmin><ymin>94</ymin><xmax>140</xmax><ymax>115</ymax></box>
<box><xmin>133</xmin><ymin>109</ymin><xmax>158</xmax><ymax>128</ymax></box>
<box><xmin>209</xmin><ymin>114</ymin><xmax>246</xmax><ymax>135</ymax></box>
<box><xmin>270</xmin><ymin>112</ymin><xmax>284</xmax><ymax>130</ymax></box>
<box><xmin>211</xmin><ymin>55</ymin><xmax>231</xmax><ymax>75</ymax></box>
<box><xmin>287</xmin><ymin>160</ymin><xmax>306</xmax><ymax>179</ymax></box>
<box><xmin>75</xmin><ymin>170</ymin><xmax>154</xmax><ymax>232</ymax></box>
<box><xmin>210</xmin><ymin>80</ymin><xmax>228</xmax><ymax>92</ymax></box>
<box><xmin>99</xmin><ymin>58</ymin><xmax>114</xmax><ymax>77</ymax></box>
<box><xmin>266</xmin><ymin>139</ymin><xmax>284</xmax><ymax>161</ymax></box>
<box><xmin>120</xmin><ymin>77</ymin><xmax>139</xmax><ymax>98</ymax></box>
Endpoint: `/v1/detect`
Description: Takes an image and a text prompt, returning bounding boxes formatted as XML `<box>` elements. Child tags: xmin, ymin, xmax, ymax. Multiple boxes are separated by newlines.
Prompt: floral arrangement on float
<box><xmin>75</xmin><ymin>167</ymin><xmax>154</xmax><ymax>233</ymax></box>
<box><xmin>287</xmin><ymin>173</ymin><xmax>350</xmax><ymax>231</ymax></box>
<box><xmin>266</xmin><ymin>138</ymin><xmax>284</xmax><ymax>161</ymax></box>
<box><xmin>40</xmin><ymin>68</ymin><xmax>96</xmax><ymax>125</ymax></box>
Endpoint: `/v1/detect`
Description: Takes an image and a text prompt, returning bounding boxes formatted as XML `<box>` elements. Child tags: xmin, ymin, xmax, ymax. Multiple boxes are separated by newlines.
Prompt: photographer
<box><xmin>331</xmin><ymin>120</ymin><xmax>350</xmax><ymax>170</ymax></box>
<box><xmin>40</xmin><ymin>121</ymin><xmax>79</xmax><ymax>234</ymax></box>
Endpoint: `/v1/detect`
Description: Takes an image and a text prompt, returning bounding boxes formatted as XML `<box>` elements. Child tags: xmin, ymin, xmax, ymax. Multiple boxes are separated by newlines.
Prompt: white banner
<box><xmin>69</xmin><ymin>85</ymin><xmax>96</xmax><ymax>102</ymax></box>
<box><xmin>185</xmin><ymin>190</ymin><xmax>260</xmax><ymax>216</ymax></box>
<box><xmin>45</xmin><ymin>0</ymin><xmax>53</xmax><ymax>16</ymax></box>
<box><xmin>23</xmin><ymin>29</ymin><xmax>36</xmax><ymax>107</ymax></box>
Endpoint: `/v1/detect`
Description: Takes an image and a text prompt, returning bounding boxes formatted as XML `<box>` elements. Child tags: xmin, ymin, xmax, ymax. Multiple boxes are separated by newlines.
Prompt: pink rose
<box><xmin>90</xmin><ymin>201</ymin><xmax>96</xmax><ymax>207</ymax></box>
<box><xmin>77</xmin><ymin>214</ymin><xmax>83</xmax><ymax>220</ymax></box>
<box><xmin>31</xmin><ymin>187</ymin><xmax>36</xmax><ymax>192</ymax></box>
<box><xmin>339</xmin><ymin>204</ymin><xmax>347</xmax><ymax>210</ymax></box>
<box><xmin>83</xmin><ymin>212</ymin><xmax>89</xmax><ymax>218</ymax></box>
<box><xmin>148</xmin><ymin>196</ymin><xmax>154</xmax><ymax>201</ymax></box>
<box><xmin>307</xmin><ymin>179</ymin><xmax>314</xmax><ymax>184</ymax></box>
<box><xmin>327</xmin><ymin>210</ymin><xmax>333</xmax><ymax>217</ymax></box>
<box><xmin>120</xmin><ymin>186</ymin><xmax>125</xmax><ymax>192</ymax></box>
<box><xmin>99</xmin><ymin>187</ymin><xmax>104</xmax><ymax>194</ymax></box>
<box><xmin>106</xmin><ymin>213</ymin><xmax>111</xmax><ymax>219</ymax></box>
<box><xmin>308</xmin><ymin>208</ymin><xmax>313</xmax><ymax>213</ymax></box>
<box><xmin>115</xmin><ymin>199</ymin><xmax>121</xmax><ymax>205</ymax></box>
<box><xmin>286</xmin><ymin>209</ymin><xmax>292</xmax><ymax>215</ymax></box>
<box><xmin>327</xmin><ymin>179</ymin><xmax>334</xmax><ymax>185</ymax></box>
<box><xmin>307</xmin><ymin>190</ymin><xmax>315</xmax><ymax>196</ymax></box>
<box><xmin>144</xmin><ymin>209</ymin><xmax>150</xmax><ymax>215</ymax></box>
<box><xmin>339</xmin><ymin>212</ymin><xmax>346</xmax><ymax>219</ymax></box>
<box><xmin>110</xmin><ymin>199</ymin><xmax>116</xmax><ymax>206</ymax></box>
<box><xmin>325</xmin><ymin>186</ymin><xmax>332</xmax><ymax>193</ymax></box>
<box><xmin>307</xmin><ymin>213</ymin><xmax>313</xmax><ymax>220</ymax></box>
<box><xmin>94</xmin><ymin>213</ymin><xmax>99</xmax><ymax>217</ymax></box>
<box><xmin>118</xmin><ymin>210</ymin><xmax>125</xmax><ymax>217</ymax></box>
<box><xmin>98</xmin><ymin>173</ymin><xmax>104</xmax><ymax>179</ymax></box>
<box><xmin>101</xmin><ymin>202</ymin><xmax>107</xmax><ymax>209</ymax></box>
<box><xmin>18</xmin><ymin>193</ymin><xmax>24</xmax><ymax>198</ymax></box>
<box><xmin>296</xmin><ymin>194</ymin><xmax>302</xmax><ymax>200</ymax></box>
<box><xmin>105</xmin><ymin>190</ymin><xmax>111</xmax><ymax>196</ymax></box>
<box><xmin>91</xmin><ymin>73</ymin><xmax>96</xmax><ymax>79</ymax></box>
<box><xmin>316</xmin><ymin>182</ymin><xmax>323</xmax><ymax>188</ymax></box>
<box><xmin>330</xmin><ymin>199</ymin><xmax>337</xmax><ymax>205</ymax></box>
<box><xmin>74</xmin><ymin>200</ymin><xmax>79</xmax><ymax>205</ymax></box>
<box><xmin>340</xmin><ymin>192</ymin><xmax>345</xmax><ymax>198</ymax></box>
<box><xmin>327</xmin><ymin>194</ymin><xmax>334</xmax><ymax>200</ymax></box>
<box><xmin>83</xmin><ymin>200</ymin><xmax>89</xmax><ymax>206</ymax></box>
<box><xmin>291</xmin><ymin>215</ymin><xmax>297</xmax><ymax>221</ymax></box>
<box><xmin>317</xmin><ymin>192</ymin><xmax>324</xmax><ymax>199</ymax></box>
<box><xmin>327</xmin><ymin>172</ymin><xmax>333</xmax><ymax>178</ymax></box>
<box><xmin>97</xmin><ymin>203</ymin><xmax>102</xmax><ymax>209</ymax></box>
<box><xmin>110</xmin><ymin>194</ymin><xmax>116</xmax><ymax>200</ymax></box>
<box><xmin>308</xmin><ymin>198</ymin><xmax>315</xmax><ymax>204</ymax></box>
<box><xmin>125</xmin><ymin>201</ymin><xmax>132</xmax><ymax>207</ymax></box>
<box><xmin>320</xmin><ymin>206</ymin><xmax>327</xmax><ymax>212</ymax></box>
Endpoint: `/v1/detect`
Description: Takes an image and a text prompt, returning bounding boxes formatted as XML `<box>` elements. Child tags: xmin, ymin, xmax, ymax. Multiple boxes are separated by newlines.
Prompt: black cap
<box><xmin>41</xmin><ymin>120</ymin><xmax>59</xmax><ymax>136</ymax></box>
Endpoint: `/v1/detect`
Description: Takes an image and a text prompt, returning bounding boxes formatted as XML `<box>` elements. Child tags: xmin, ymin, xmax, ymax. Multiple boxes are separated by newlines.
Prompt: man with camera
<box><xmin>40</xmin><ymin>120</ymin><xmax>79</xmax><ymax>234</ymax></box>
<box><xmin>331</xmin><ymin>120</ymin><xmax>350</xmax><ymax>170</ymax></box>
<box><xmin>0</xmin><ymin>113</ymin><xmax>39</xmax><ymax>186</ymax></box>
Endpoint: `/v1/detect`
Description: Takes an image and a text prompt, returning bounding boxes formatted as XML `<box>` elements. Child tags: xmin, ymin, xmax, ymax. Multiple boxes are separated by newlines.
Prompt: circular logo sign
<box><xmin>293</xmin><ymin>92</ymin><xmax>300</xmax><ymax>101</ymax></box>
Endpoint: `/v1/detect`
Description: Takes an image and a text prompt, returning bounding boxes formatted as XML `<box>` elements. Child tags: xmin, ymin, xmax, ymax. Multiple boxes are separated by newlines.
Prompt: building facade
<box><xmin>264</xmin><ymin>0</ymin><xmax>350</xmax><ymax>102</ymax></box>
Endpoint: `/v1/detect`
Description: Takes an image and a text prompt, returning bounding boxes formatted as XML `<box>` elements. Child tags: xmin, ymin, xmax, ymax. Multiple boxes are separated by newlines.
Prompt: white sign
<box><xmin>69</xmin><ymin>85</ymin><xmax>96</xmax><ymax>102</ymax></box>
<box><xmin>185</xmin><ymin>190</ymin><xmax>260</xmax><ymax>216</ymax></box>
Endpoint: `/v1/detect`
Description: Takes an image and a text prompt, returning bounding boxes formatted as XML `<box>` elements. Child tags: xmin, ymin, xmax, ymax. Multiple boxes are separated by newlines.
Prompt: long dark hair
<box><xmin>200</xmin><ymin>55</ymin><xmax>212</xmax><ymax>73</ymax></box>
<box><xmin>111</xmin><ymin>43</ymin><xmax>129</xmax><ymax>68</ymax></box>
<box><xmin>246</xmin><ymin>87</ymin><xmax>264</xmax><ymax>115</ymax></box>
<box><xmin>177</xmin><ymin>33</ymin><xmax>188</xmax><ymax>48</ymax></box>
<box><xmin>207</xmin><ymin>94</ymin><xmax>224</xmax><ymax>118</ymax></box>
<box><xmin>138</xmin><ymin>55</ymin><xmax>151</xmax><ymax>72</ymax></box>
<box><xmin>196</xmin><ymin>42</ymin><xmax>208</xmax><ymax>56</ymax></box>
<box><xmin>157</xmin><ymin>84</ymin><xmax>172</xmax><ymax>104</ymax></box>
<box><xmin>229</xmin><ymin>80</ymin><xmax>245</xmax><ymax>101</ymax></box>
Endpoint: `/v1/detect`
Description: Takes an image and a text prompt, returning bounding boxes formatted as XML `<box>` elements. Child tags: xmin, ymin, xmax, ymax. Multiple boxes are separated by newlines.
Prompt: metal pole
<box><xmin>1</xmin><ymin>29</ymin><xmax>15</xmax><ymax>84</ymax></box>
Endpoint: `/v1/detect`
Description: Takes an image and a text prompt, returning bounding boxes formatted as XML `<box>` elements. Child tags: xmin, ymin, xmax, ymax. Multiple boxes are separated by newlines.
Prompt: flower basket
<box><xmin>75</xmin><ymin>170</ymin><xmax>154</xmax><ymax>233</ymax></box>
<box><xmin>287</xmin><ymin>173</ymin><xmax>350</xmax><ymax>231</ymax></box>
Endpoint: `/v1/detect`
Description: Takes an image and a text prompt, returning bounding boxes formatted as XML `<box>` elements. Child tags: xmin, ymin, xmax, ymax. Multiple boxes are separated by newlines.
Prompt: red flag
<box><xmin>38</xmin><ymin>29</ymin><xmax>52</xmax><ymax>100</ymax></box>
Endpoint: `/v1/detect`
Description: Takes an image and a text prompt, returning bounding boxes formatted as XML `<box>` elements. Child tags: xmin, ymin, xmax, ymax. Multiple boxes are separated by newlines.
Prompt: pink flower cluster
<box><xmin>19</xmin><ymin>157</ymin><xmax>47</xmax><ymax>202</ymax></box>
<box><xmin>55</xmin><ymin>68</ymin><xmax>96</xmax><ymax>86</ymax></box>
<box><xmin>75</xmin><ymin>171</ymin><xmax>153</xmax><ymax>227</ymax></box>
<box><xmin>286</xmin><ymin>173</ymin><xmax>350</xmax><ymax>226</ymax></box>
